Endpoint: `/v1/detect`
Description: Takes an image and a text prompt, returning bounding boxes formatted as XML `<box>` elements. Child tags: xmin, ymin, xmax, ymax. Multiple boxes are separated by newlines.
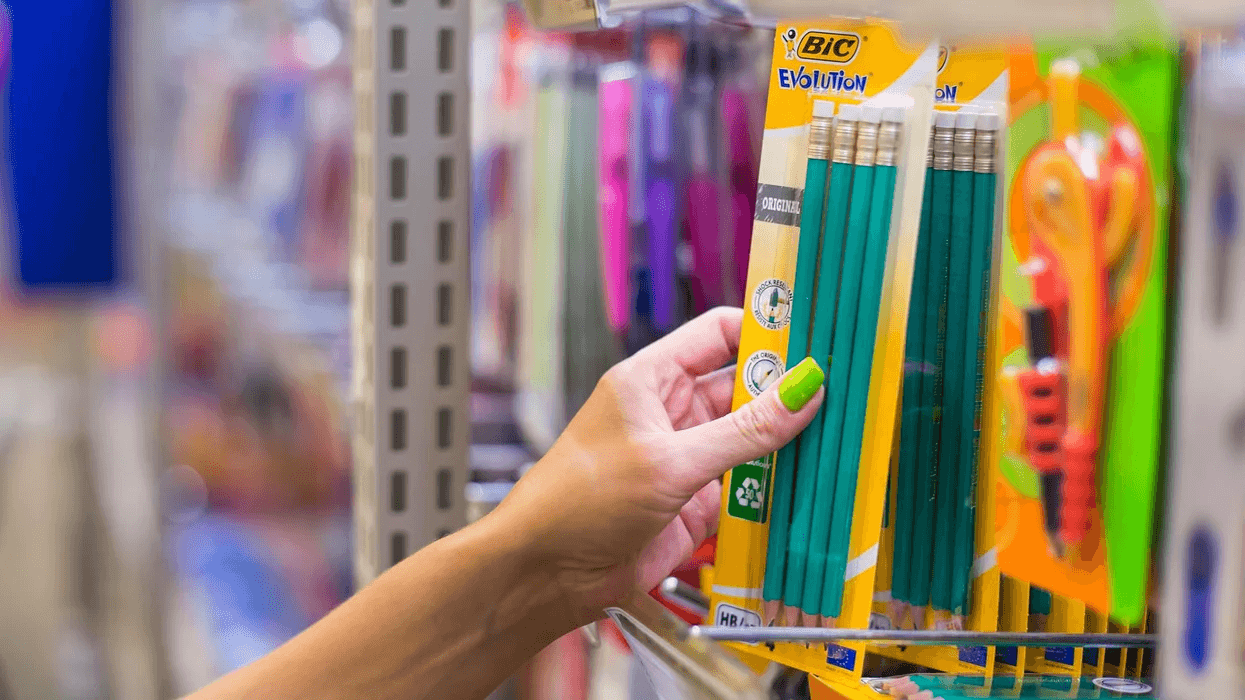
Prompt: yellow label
<box><xmin>935</xmin><ymin>43</ymin><xmax>1009</xmax><ymax>109</ymax></box>
<box><xmin>765</xmin><ymin>21</ymin><xmax>927</xmax><ymax>131</ymax></box>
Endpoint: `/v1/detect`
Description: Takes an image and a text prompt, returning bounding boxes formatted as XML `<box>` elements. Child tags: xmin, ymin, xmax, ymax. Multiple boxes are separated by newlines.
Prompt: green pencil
<box><xmin>819</xmin><ymin>107</ymin><xmax>902</xmax><ymax>620</ymax></box>
<box><xmin>1030</xmin><ymin>585</ymin><xmax>1052</xmax><ymax>617</ymax></box>
<box><xmin>784</xmin><ymin>106</ymin><xmax>857</xmax><ymax>610</ymax></box>
<box><xmin>802</xmin><ymin>104</ymin><xmax>878</xmax><ymax>618</ymax></box>
<box><xmin>909</xmin><ymin>111</ymin><xmax>956</xmax><ymax>616</ymax></box>
<box><xmin>763</xmin><ymin>100</ymin><xmax>835</xmax><ymax>624</ymax></box>
<box><xmin>892</xmin><ymin>127</ymin><xmax>934</xmax><ymax>607</ymax></box>
<box><xmin>950</xmin><ymin>112</ymin><xmax>1001</xmax><ymax>618</ymax></box>
<box><xmin>931</xmin><ymin>109</ymin><xmax>978</xmax><ymax>613</ymax></box>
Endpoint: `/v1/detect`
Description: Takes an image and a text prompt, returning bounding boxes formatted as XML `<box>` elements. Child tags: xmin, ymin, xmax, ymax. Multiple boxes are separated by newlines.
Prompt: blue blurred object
<box><xmin>7</xmin><ymin>0</ymin><xmax>120</xmax><ymax>290</ymax></box>
<box><xmin>172</xmin><ymin>516</ymin><xmax>310</xmax><ymax>672</ymax></box>
<box><xmin>245</xmin><ymin>74</ymin><xmax>309</xmax><ymax>258</ymax></box>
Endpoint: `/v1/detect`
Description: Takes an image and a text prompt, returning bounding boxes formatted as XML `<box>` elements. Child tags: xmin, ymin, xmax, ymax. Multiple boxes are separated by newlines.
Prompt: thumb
<box><xmin>671</xmin><ymin>357</ymin><xmax>825</xmax><ymax>489</ymax></box>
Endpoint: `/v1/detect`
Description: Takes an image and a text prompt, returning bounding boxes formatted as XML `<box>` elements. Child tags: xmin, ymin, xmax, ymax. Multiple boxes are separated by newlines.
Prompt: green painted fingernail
<box><xmin>778</xmin><ymin>357</ymin><xmax>824</xmax><ymax>412</ymax></box>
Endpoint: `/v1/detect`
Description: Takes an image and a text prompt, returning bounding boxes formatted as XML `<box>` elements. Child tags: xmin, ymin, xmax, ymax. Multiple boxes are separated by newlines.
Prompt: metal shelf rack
<box><xmin>351</xmin><ymin>0</ymin><xmax>473</xmax><ymax>586</ymax></box>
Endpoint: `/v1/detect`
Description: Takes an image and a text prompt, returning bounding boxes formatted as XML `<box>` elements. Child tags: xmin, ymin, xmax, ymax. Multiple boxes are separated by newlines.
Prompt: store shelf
<box><xmin>351</xmin><ymin>0</ymin><xmax>473</xmax><ymax>586</ymax></box>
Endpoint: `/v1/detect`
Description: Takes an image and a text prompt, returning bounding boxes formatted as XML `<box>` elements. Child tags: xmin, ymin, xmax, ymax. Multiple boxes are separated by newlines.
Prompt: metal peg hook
<box><xmin>659</xmin><ymin>576</ymin><xmax>710</xmax><ymax>618</ymax></box>
<box><xmin>688</xmin><ymin>626</ymin><xmax>1155</xmax><ymax>648</ymax></box>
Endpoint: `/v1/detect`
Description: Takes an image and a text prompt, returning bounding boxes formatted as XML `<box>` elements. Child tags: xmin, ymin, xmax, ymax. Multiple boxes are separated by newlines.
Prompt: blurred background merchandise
<box><xmin>157</xmin><ymin>0</ymin><xmax>355</xmax><ymax>684</ymax></box>
<box><xmin>1</xmin><ymin>0</ymin><xmax>355</xmax><ymax>696</ymax></box>
<box><xmin>0</xmin><ymin>0</ymin><xmax>770</xmax><ymax>696</ymax></box>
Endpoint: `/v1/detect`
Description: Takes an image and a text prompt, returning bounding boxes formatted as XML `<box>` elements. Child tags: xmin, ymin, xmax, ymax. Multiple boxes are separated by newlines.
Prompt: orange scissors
<box><xmin>1003</xmin><ymin>59</ymin><xmax>1145</xmax><ymax>553</ymax></box>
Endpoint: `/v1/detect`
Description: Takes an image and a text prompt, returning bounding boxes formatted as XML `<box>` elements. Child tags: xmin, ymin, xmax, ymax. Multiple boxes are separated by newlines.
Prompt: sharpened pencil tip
<box><xmin>763</xmin><ymin>599</ymin><xmax>780</xmax><ymax>627</ymax></box>
<box><xmin>888</xmin><ymin>600</ymin><xmax>909</xmax><ymax>629</ymax></box>
<box><xmin>912</xmin><ymin>606</ymin><xmax>928</xmax><ymax>630</ymax></box>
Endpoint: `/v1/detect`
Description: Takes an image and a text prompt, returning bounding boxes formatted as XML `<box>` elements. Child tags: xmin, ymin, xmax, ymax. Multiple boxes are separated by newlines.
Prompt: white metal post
<box><xmin>352</xmin><ymin>0</ymin><xmax>472</xmax><ymax>586</ymax></box>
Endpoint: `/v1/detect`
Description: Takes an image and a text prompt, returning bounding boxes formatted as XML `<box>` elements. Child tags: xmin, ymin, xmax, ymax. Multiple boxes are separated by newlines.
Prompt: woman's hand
<box><xmin>186</xmin><ymin>308</ymin><xmax>827</xmax><ymax>700</ymax></box>
<box><xmin>496</xmin><ymin>307</ymin><xmax>825</xmax><ymax>626</ymax></box>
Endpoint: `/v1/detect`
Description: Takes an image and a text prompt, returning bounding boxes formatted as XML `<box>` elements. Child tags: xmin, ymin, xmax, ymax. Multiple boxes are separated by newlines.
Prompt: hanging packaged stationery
<box><xmin>994</xmin><ymin>576</ymin><xmax>1031</xmax><ymax>678</ymax></box>
<box><xmin>993</xmin><ymin>38</ymin><xmax>1178</xmax><ymax>626</ymax></box>
<box><xmin>682</xmin><ymin>30</ymin><xmax>729</xmax><ymax>314</ymax></box>
<box><xmin>722</xmin><ymin>43</ymin><xmax>762</xmax><ymax>308</ymax></box>
<box><xmin>564</xmin><ymin>48</ymin><xmax>626</xmax><ymax>417</ymax></box>
<box><xmin>871</xmin><ymin>43</ymin><xmax>1008</xmax><ymax>677</ymax></box>
<box><xmin>9</xmin><ymin>1</ymin><xmax>118</xmax><ymax>290</ymax></box>
<box><xmin>639</xmin><ymin>29</ymin><xmax>685</xmax><ymax>337</ymax></box>
<box><xmin>599</xmin><ymin>60</ymin><xmax>636</xmax><ymax>337</ymax></box>
<box><xmin>516</xmin><ymin>40</ymin><xmax>573</xmax><ymax>456</ymax></box>
<box><xmin>245</xmin><ymin>73</ymin><xmax>310</xmax><ymax>260</ymax></box>
<box><xmin>1160</xmin><ymin>45</ymin><xmax>1245</xmax><ymax>700</ymax></box>
<box><xmin>711</xmin><ymin>18</ymin><xmax>935</xmax><ymax>686</ymax></box>
<box><xmin>301</xmin><ymin>66</ymin><xmax>353</xmax><ymax>291</ymax></box>
<box><xmin>472</xmin><ymin>7</ymin><xmax>534</xmax><ymax>383</ymax></box>
<box><xmin>864</xmin><ymin>673</ymin><xmax>1158</xmax><ymax>700</ymax></box>
<box><xmin>1026</xmin><ymin>587</ymin><xmax>1085</xmax><ymax>677</ymax></box>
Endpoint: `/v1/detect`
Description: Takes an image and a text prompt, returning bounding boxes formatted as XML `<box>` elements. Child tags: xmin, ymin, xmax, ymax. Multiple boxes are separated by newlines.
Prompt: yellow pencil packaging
<box><xmin>713</xmin><ymin>17</ymin><xmax>935</xmax><ymax>683</ymax></box>
<box><xmin>847</xmin><ymin>43</ymin><xmax>1009</xmax><ymax>681</ymax></box>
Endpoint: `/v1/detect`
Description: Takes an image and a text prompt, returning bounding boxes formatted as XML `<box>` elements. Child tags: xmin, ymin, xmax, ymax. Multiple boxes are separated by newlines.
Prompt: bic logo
<box><xmin>795</xmin><ymin>31</ymin><xmax>861</xmax><ymax>64</ymax></box>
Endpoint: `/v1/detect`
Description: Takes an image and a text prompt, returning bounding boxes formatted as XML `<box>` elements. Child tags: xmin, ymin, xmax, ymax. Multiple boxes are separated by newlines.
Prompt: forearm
<box><xmin>186</xmin><ymin>507</ymin><xmax>575</xmax><ymax>700</ymax></box>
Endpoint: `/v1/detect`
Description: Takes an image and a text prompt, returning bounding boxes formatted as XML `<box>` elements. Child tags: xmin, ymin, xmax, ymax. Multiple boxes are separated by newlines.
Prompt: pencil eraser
<box><xmin>812</xmin><ymin>100</ymin><xmax>836</xmax><ymax>118</ymax></box>
<box><xmin>859</xmin><ymin>104</ymin><xmax>883</xmax><ymax>124</ymax></box>
<box><xmin>838</xmin><ymin>103</ymin><xmax>863</xmax><ymax>122</ymax></box>
<box><xmin>976</xmin><ymin>110</ymin><xmax>1002</xmax><ymax>131</ymax></box>
<box><xmin>935</xmin><ymin>110</ymin><xmax>957</xmax><ymax>128</ymax></box>
<box><xmin>883</xmin><ymin>105</ymin><xmax>906</xmax><ymax>123</ymax></box>
<box><xmin>956</xmin><ymin>107</ymin><xmax>978</xmax><ymax>129</ymax></box>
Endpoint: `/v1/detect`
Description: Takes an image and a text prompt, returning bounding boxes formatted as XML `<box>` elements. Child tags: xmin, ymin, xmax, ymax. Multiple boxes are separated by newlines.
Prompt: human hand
<box><xmin>495</xmin><ymin>307</ymin><xmax>825</xmax><ymax>627</ymax></box>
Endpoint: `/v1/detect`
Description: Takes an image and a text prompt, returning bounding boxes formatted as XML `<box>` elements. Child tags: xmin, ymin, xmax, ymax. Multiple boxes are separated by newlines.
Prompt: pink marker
<box><xmin>598</xmin><ymin>69</ymin><xmax>633</xmax><ymax>334</ymax></box>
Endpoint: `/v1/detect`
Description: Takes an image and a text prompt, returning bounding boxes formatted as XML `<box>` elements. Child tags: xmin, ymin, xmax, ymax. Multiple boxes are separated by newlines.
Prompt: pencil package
<box><xmin>993</xmin><ymin>576</ymin><xmax>1030</xmax><ymax>678</ymax></box>
<box><xmin>872</xmin><ymin>44</ymin><xmax>1008</xmax><ymax>678</ymax></box>
<box><xmin>712</xmin><ymin>18</ymin><xmax>936</xmax><ymax>682</ymax></box>
<box><xmin>1101</xmin><ymin>619</ymin><xmax>1131</xmax><ymax>679</ymax></box>
<box><xmin>992</xmin><ymin>38</ymin><xmax>1178</xmax><ymax>626</ymax></box>
<box><xmin>856</xmin><ymin>673</ymin><xmax>1158</xmax><ymax>700</ymax></box>
<box><xmin>1082</xmin><ymin>608</ymin><xmax>1110</xmax><ymax>678</ymax></box>
<box><xmin>1025</xmin><ymin>588</ymin><xmax>1085</xmax><ymax>677</ymax></box>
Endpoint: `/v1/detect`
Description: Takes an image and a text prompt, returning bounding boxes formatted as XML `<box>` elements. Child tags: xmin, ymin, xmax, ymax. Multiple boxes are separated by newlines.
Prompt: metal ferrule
<box><xmin>876</xmin><ymin>120</ymin><xmax>902</xmax><ymax>168</ymax></box>
<box><xmin>974</xmin><ymin>128</ymin><xmax>998</xmax><ymax>173</ymax></box>
<box><xmin>953</xmin><ymin>126</ymin><xmax>976</xmax><ymax>172</ymax></box>
<box><xmin>932</xmin><ymin>125</ymin><xmax>954</xmax><ymax>171</ymax></box>
<box><xmin>926</xmin><ymin>127</ymin><xmax>934</xmax><ymax>168</ymax></box>
<box><xmin>807</xmin><ymin>115</ymin><xmax>835</xmax><ymax>160</ymax></box>
<box><xmin>833</xmin><ymin>118</ymin><xmax>859</xmax><ymax>164</ymax></box>
<box><xmin>854</xmin><ymin>120</ymin><xmax>879</xmax><ymax>167</ymax></box>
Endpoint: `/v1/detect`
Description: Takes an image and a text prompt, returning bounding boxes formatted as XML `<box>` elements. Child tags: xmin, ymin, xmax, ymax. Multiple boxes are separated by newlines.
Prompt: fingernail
<box><xmin>777</xmin><ymin>357</ymin><xmax>824</xmax><ymax>412</ymax></box>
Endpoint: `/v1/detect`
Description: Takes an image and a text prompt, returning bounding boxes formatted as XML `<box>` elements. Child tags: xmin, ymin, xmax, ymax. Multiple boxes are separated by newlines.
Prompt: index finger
<box><xmin>631</xmin><ymin>307</ymin><xmax>743</xmax><ymax>380</ymax></box>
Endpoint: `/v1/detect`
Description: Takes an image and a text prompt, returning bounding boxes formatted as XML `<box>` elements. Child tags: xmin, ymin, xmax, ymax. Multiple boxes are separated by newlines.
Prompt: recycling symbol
<box><xmin>735</xmin><ymin>478</ymin><xmax>763</xmax><ymax>510</ymax></box>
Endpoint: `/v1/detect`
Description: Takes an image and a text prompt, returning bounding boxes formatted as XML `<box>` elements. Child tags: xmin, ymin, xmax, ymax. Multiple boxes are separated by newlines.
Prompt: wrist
<box><xmin>472</xmin><ymin>500</ymin><xmax>585</xmax><ymax>635</ymax></box>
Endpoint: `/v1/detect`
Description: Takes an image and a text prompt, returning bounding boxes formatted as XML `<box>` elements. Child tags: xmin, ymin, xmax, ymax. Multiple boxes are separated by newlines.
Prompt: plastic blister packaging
<box><xmin>711</xmin><ymin>19</ymin><xmax>939</xmax><ymax>684</ymax></box>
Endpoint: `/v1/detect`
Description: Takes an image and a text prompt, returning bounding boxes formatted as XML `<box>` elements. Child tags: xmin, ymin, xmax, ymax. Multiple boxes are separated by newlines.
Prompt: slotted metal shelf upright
<box><xmin>351</xmin><ymin>0</ymin><xmax>473</xmax><ymax>586</ymax></box>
